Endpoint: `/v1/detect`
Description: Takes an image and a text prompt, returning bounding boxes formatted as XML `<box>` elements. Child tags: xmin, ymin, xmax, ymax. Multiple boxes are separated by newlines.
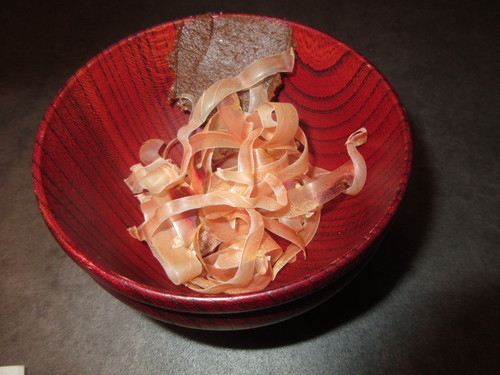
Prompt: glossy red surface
<box><xmin>33</xmin><ymin>15</ymin><xmax>412</xmax><ymax>330</ymax></box>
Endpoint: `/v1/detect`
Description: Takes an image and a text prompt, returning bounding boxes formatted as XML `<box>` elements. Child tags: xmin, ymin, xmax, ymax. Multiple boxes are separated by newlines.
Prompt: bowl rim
<box><xmin>33</xmin><ymin>13</ymin><xmax>413</xmax><ymax>313</ymax></box>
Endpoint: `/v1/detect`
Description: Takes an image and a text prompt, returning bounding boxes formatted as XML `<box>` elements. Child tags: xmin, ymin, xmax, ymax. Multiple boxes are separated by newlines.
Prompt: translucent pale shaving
<box><xmin>125</xmin><ymin>49</ymin><xmax>368</xmax><ymax>294</ymax></box>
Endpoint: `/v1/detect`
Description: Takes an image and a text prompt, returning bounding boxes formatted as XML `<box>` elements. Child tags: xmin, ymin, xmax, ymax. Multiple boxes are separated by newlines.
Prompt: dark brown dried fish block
<box><xmin>168</xmin><ymin>14</ymin><xmax>293</xmax><ymax>111</ymax></box>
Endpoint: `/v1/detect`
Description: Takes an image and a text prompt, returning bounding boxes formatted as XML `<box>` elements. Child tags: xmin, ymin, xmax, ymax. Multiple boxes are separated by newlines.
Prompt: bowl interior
<box><xmin>33</xmin><ymin>15</ymin><xmax>411</xmax><ymax>308</ymax></box>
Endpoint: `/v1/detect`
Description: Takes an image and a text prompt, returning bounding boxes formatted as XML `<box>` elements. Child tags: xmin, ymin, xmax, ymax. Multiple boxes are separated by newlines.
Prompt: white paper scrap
<box><xmin>0</xmin><ymin>366</ymin><xmax>25</xmax><ymax>375</ymax></box>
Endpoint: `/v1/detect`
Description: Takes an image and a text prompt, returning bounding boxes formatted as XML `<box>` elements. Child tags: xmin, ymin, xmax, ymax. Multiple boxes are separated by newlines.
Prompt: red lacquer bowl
<box><xmin>33</xmin><ymin>15</ymin><xmax>412</xmax><ymax>330</ymax></box>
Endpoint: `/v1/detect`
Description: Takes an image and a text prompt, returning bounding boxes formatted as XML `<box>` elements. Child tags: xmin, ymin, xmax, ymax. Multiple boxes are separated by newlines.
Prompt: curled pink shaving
<box><xmin>125</xmin><ymin>50</ymin><xmax>368</xmax><ymax>294</ymax></box>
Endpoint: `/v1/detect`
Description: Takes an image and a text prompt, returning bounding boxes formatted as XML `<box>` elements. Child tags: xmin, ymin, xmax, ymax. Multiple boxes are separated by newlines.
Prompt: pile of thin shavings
<box><xmin>125</xmin><ymin>48</ymin><xmax>367</xmax><ymax>294</ymax></box>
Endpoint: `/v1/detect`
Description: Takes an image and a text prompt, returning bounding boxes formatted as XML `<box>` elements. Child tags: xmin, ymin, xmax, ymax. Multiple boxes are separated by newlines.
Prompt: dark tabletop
<box><xmin>1</xmin><ymin>1</ymin><xmax>498</xmax><ymax>374</ymax></box>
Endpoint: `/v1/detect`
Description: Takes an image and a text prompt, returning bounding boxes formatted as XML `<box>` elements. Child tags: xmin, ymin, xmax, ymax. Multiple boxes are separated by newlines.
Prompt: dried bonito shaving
<box><xmin>125</xmin><ymin>48</ymin><xmax>368</xmax><ymax>294</ymax></box>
